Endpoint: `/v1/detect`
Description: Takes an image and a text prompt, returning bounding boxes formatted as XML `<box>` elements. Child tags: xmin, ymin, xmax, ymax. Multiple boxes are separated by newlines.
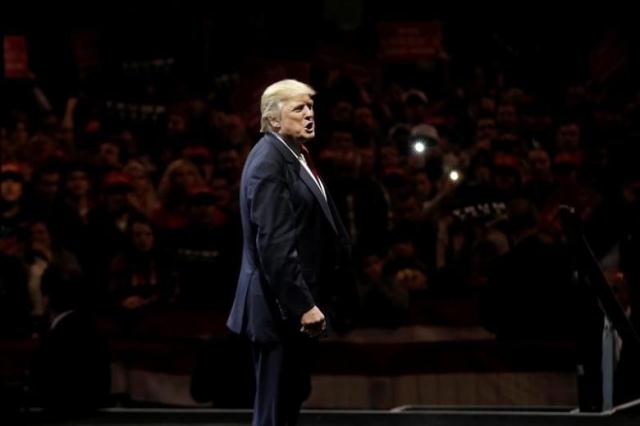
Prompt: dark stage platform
<box><xmin>18</xmin><ymin>399</ymin><xmax>640</xmax><ymax>426</ymax></box>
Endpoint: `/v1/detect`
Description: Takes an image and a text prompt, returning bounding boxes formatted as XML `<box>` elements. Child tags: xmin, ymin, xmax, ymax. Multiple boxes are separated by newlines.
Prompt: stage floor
<box><xmin>18</xmin><ymin>402</ymin><xmax>640</xmax><ymax>426</ymax></box>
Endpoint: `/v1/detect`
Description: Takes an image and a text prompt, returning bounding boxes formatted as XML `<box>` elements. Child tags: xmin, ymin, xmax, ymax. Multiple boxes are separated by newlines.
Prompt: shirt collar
<box><xmin>50</xmin><ymin>310</ymin><xmax>75</xmax><ymax>330</ymax></box>
<box><xmin>270</xmin><ymin>132</ymin><xmax>302</xmax><ymax>158</ymax></box>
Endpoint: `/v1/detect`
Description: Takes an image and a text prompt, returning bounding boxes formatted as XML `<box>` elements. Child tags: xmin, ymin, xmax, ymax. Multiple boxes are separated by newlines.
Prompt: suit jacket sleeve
<box><xmin>247</xmin><ymin>159</ymin><xmax>315</xmax><ymax>319</ymax></box>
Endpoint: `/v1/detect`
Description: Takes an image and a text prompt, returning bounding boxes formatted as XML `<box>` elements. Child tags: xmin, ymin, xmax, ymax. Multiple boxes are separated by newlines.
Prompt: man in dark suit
<box><xmin>30</xmin><ymin>266</ymin><xmax>111</xmax><ymax>415</ymax></box>
<box><xmin>227</xmin><ymin>79</ymin><xmax>355</xmax><ymax>426</ymax></box>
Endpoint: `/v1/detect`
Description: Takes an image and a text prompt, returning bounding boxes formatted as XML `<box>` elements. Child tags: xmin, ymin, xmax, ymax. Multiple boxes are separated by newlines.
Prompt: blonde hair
<box><xmin>158</xmin><ymin>159</ymin><xmax>204</xmax><ymax>205</ymax></box>
<box><xmin>260</xmin><ymin>79</ymin><xmax>316</xmax><ymax>133</ymax></box>
<box><xmin>124</xmin><ymin>160</ymin><xmax>160</xmax><ymax>216</ymax></box>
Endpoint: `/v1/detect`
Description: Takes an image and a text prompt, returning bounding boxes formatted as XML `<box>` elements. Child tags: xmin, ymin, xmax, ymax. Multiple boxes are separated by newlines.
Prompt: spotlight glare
<box><xmin>413</xmin><ymin>141</ymin><xmax>426</xmax><ymax>154</ymax></box>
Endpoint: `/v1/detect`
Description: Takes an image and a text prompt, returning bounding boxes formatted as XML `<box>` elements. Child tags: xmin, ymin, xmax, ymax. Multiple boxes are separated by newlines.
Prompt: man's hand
<box><xmin>300</xmin><ymin>305</ymin><xmax>325</xmax><ymax>337</ymax></box>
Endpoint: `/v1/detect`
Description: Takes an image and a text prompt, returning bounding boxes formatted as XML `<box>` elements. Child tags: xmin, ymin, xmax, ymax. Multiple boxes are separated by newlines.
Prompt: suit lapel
<box><xmin>266</xmin><ymin>133</ymin><xmax>338</xmax><ymax>234</ymax></box>
<box><xmin>326</xmin><ymin>189</ymin><xmax>349</xmax><ymax>241</ymax></box>
<box><xmin>297</xmin><ymin>168</ymin><xmax>338</xmax><ymax>234</ymax></box>
<box><xmin>265</xmin><ymin>132</ymin><xmax>297</xmax><ymax>164</ymax></box>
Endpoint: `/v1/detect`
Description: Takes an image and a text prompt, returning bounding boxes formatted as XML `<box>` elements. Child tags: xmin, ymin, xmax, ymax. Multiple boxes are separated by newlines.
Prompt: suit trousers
<box><xmin>251</xmin><ymin>333</ymin><xmax>315</xmax><ymax>426</ymax></box>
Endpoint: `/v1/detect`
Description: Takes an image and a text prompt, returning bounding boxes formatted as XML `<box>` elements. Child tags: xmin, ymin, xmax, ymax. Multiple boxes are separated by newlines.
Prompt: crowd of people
<box><xmin>1</xmin><ymin>22</ymin><xmax>640</xmax><ymax>350</ymax></box>
<box><xmin>1</xmin><ymin>14</ymin><xmax>640</xmax><ymax>412</ymax></box>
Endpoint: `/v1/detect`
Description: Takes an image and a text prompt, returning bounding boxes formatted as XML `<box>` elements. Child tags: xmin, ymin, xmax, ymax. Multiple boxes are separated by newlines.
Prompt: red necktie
<box><xmin>300</xmin><ymin>144</ymin><xmax>321</xmax><ymax>183</ymax></box>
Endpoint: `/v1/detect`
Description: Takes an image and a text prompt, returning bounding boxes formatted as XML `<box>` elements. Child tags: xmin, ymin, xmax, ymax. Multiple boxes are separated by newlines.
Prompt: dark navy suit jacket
<box><xmin>227</xmin><ymin>132</ymin><xmax>355</xmax><ymax>342</ymax></box>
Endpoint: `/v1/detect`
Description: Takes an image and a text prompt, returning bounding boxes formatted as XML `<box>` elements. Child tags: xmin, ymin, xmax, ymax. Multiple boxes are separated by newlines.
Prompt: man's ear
<box><xmin>268</xmin><ymin>115</ymin><xmax>280</xmax><ymax>130</ymax></box>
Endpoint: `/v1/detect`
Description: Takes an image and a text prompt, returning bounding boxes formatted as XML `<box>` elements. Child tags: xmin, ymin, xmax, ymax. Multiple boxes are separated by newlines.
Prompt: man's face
<box><xmin>415</xmin><ymin>172</ymin><xmax>432</xmax><ymax>196</ymax></box>
<box><xmin>1</xmin><ymin>177</ymin><xmax>23</xmax><ymax>203</ymax></box>
<box><xmin>167</xmin><ymin>113</ymin><xmax>187</xmax><ymax>136</ymax></box>
<box><xmin>528</xmin><ymin>149</ymin><xmax>551</xmax><ymax>179</ymax></box>
<box><xmin>132</xmin><ymin>222</ymin><xmax>154</xmax><ymax>253</ymax></box>
<box><xmin>99</xmin><ymin>143</ymin><xmax>121</xmax><ymax>167</ymax></box>
<box><xmin>395</xmin><ymin>197</ymin><xmax>422</xmax><ymax>223</ymax></box>
<box><xmin>405</xmin><ymin>102</ymin><xmax>427</xmax><ymax>125</ymax></box>
<box><xmin>358</xmin><ymin>148</ymin><xmax>375</xmax><ymax>176</ymax></box>
<box><xmin>381</xmin><ymin>146</ymin><xmax>400</xmax><ymax>169</ymax></box>
<box><xmin>557</xmin><ymin>123</ymin><xmax>580</xmax><ymax>150</ymax></box>
<box><xmin>494</xmin><ymin>170</ymin><xmax>518</xmax><ymax>192</ymax></box>
<box><xmin>211</xmin><ymin>178</ymin><xmax>232</xmax><ymax>208</ymax></box>
<box><xmin>30</xmin><ymin>222</ymin><xmax>51</xmax><ymax>248</ymax></box>
<box><xmin>128</xmin><ymin>168</ymin><xmax>148</xmax><ymax>193</ymax></box>
<box><xmin>329</xmin><ymin>131</ymin><xmax>354</xmax><ymax>150</ymax></box>
<box><xmin>362</xmin><ymin>255</ymin><xmax>383</xmax><ymax>280</ymax></box>
<box><xmin>189</xmin><ymin>203</ymin><xmax>217</xmax><ymax>225</ymax></box>
<box><xmin>476</xmin><ymin>118</ymin><xmax>497</xmax><ymax>142</ymax></box>
<box><xmin>36</xmin><ymin>172</ymin><xmax>61</xmax><ymax>201</ymax></box>
<box><xmin>354</xmin><ymin>107</ymin><xmax>376</xmax><ymax>131</ymax></box>
<box><xmin>173</xmin><ymin>166</ymin><xmax>199</xmax><ymax>191</ymax></box>
<box><xmin>67</xmin><ymin>171</ymin><xmax>90</xmax><ymax>198</ymax></box>
<box><xmin>272</xmin><ymin>94</ymin><xmax>315</xmax><ymax>143</ymax></box>
<box><xmin>497</xmin><ymin>104</ymin><xmax>518</xmax><ymax>129</ymax></box>
<box><xmin>330</xmin><ymin>101</ymin><xmax>353</xmax><ymax>124</ymax></box>
<box><xmin>217</xmin><ymin>150</ymin><xmax>241</xmax><ymax>177</ymax></box>
<box><xmin>391</xmin><ymin>241</ymin><xmax>416</xmax><ymax>258</ymax></box>
<box><xmin>105</xmin><ymin>191</ymin><xmax>129</xmax><ymax>215</ymax></box>
<box><xmin>13</xmin><ymin>121</ymin><xmax>29</xmax><ymax>143</ymax></box>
